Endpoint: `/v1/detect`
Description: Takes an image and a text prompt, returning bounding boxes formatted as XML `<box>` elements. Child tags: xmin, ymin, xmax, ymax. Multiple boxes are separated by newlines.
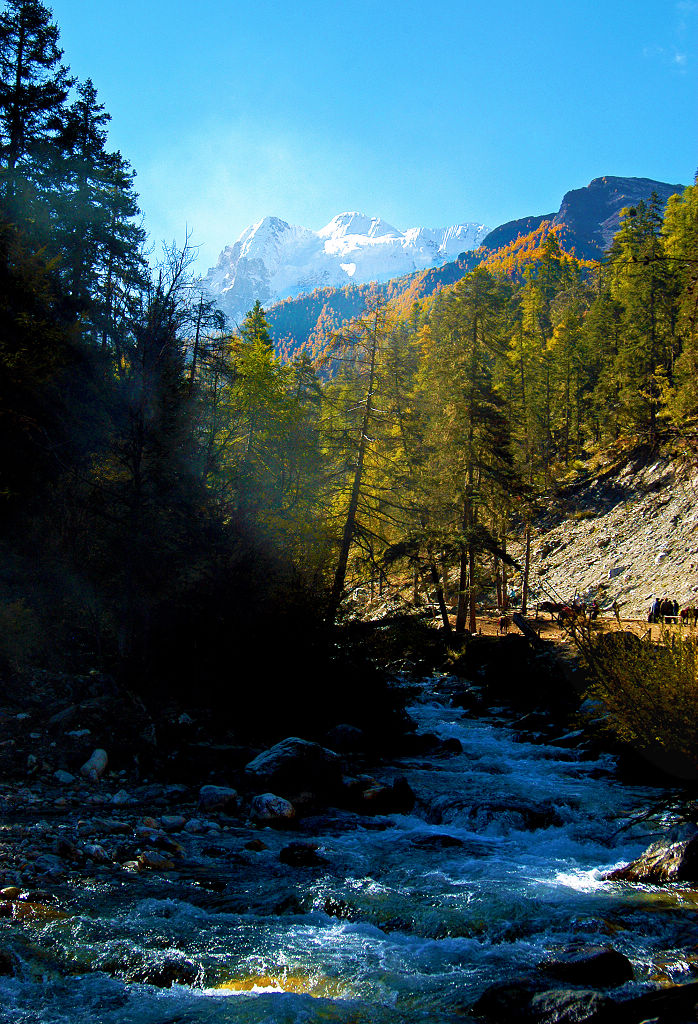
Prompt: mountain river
<box><xmin>0</xmin><ymin>673</ymin><xmax>694</xmax><ymax>1023</ymax></box>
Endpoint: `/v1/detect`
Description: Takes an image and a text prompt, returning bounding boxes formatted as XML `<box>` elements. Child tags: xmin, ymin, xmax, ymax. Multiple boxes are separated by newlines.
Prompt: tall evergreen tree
<box><xmin>0</xmin><ymin>0</ymin><xmax>72</xmax><ymax>221</ymax></box>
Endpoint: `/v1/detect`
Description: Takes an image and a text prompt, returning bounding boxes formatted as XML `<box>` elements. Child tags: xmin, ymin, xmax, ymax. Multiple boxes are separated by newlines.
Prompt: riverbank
<box><xmin>2</xmin><ymin>667</ymin><xmax>698</xmax><ymax>1023</ymax></box>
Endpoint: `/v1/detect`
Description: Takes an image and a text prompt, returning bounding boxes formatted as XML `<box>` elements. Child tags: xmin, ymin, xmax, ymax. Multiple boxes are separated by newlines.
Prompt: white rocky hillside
<box><xmin>203</xmin><ymin>212</ymin><xmax>489</xmax><ymax>324</ymax></box>
<box><xmin>515</xmin><ymin>453</ymin><xmax>698</xmax><ymax>620</ymax></box>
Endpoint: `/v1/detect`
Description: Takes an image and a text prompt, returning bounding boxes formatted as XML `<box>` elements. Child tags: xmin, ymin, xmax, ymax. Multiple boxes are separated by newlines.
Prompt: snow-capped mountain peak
<box><xmin>204</xmin><ymin>212</ymin><xmax>490</xmax><ymax>324</ymax></box>
<box><xmin>318</xmin><ymin>212</ymin><xmax>401</xmax><ymax>240</ymax></box>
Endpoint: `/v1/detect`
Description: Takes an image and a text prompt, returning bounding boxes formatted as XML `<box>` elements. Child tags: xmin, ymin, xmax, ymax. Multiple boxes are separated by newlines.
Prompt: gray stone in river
<box><xmin>604</xmin><ymin>833</ymin><xmax>698</xmax><ymax>883</ymax></box>
<box><xmin>250</xmin><ymin>792</ymin><xmax>296</xmax><ymax>824</ymax></box>
<box><xmin>245</xmin><ymin>737</ymin><xmax>342</xmax><ymax>797</ymax></box>
<box><xmin>197</xmin><ymin>784</ymin><xmax>238</xmax><ymax>813</ymax></box>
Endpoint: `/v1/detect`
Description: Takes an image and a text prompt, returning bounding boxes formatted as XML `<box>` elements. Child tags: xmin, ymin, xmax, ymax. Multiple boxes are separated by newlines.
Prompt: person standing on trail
<box><xmin>612</xmin><ymin>600</ymin><xmax>621</xmax><ymax>626</ymax></box>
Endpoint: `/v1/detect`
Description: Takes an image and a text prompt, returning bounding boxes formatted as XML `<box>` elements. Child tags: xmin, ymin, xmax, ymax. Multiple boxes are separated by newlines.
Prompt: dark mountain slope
<box><xmin>550</xmin><ymin>175</ymin><xmax>685</xmax><ymax>258</ymax></box>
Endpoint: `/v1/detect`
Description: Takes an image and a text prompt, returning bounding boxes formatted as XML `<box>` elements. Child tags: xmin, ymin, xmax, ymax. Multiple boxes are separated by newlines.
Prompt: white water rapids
<box><xmin>0</xmin><ymin>675</ymin><xmax>694</xmax><ymax>1023</ymax></box>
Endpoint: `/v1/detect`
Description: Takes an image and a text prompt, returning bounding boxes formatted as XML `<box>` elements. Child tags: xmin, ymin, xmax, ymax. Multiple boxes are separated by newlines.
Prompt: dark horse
<box><xmin>649</xmin><ymin>598</ymin><xmax>679</xmax><ymax>623</ymax></box>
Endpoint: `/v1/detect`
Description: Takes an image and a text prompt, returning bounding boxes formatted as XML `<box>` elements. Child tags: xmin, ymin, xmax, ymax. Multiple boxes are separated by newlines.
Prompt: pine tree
<box><xmin>0</xmin><ymin>0</ymin><xmax>72</xmax><ymax>221</ymax></box>
<box><xmin>663</xmin><ymin>181</ymin><xmax>698</xmax><ymax>424</ymax></box>
<box><xmin>239</xmin><ymin>298</ymin><xmax>273</xmax><ymax>349</ymax></box>
<box><xmin>54</xmin><ymin>77</ymin><xmax>146</xmax><ymax>345</ymax></box>
<box><xmin>415</xmin><ymin>267</ymin><xmax>516</xmax><ymax>634</ymax></box>
<box><xmin>606</xmin><ymin>200</ymin><xmax>675</xmax><ymax>440</ymax></box>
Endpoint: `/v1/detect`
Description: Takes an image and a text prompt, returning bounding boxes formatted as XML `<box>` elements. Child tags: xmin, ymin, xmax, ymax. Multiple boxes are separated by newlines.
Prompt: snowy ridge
<box><xmin>203</xmin><ymin>212</ymin><xmax>490</xmax><ymax>324</ymax></box>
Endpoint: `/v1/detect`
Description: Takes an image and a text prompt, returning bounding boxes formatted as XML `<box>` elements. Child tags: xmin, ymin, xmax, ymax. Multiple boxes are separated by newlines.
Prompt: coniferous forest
<box><xmin>1</xmin><ymin>0</ymin><xmax>697</xmax><ymax>750</ymax></box>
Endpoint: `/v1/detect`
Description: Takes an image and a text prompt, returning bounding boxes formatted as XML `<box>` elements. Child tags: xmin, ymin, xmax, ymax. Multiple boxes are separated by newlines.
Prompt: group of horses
<box><xmin>536</xmin><ymin>599</ymin><xmax>600</xmax><ymax>626</ymax></box>
<box><xmin>648</xmin><ymin>597</ymin><xmax>698</xmax><ymax>625</ymax></box>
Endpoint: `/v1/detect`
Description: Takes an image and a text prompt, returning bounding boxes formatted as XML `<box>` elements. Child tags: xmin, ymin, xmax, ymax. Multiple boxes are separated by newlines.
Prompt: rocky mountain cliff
<box><xmin>481</xmin><ymin>176</ymin><xmax>685</xmax><ymax>259</ymax></box>
<box><xmin>203</xmin><ymin>212</ymin><xmax>490</xmax><ymax>325</ymax></box>
<box><xmin>514</xmin><ymin>450</ymin><xmax>698</xmax><ymax>620</ymax></box>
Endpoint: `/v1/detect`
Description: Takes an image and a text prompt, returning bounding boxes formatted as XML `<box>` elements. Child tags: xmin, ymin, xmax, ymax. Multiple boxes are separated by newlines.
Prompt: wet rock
<box><xmin>427</xmin><ymin>794</ymin><xmax>564</xmax><ymax>831</ymax></box>
<box><xmin>127</xmin><ymin>955</ymin><xmax>201</xmax><ymax>988</ymax></box>
<box><xmin>80</xmin><ymin>748</ymin><xmax>108</xmax><ymax>782</ymax></box>
<box><xmin>471</xmin><ymin>977</ymin><xmax>549</xmax><ymax>1020</ymax></box>
<box><xmin>137</xmin><ymin>850</ymin><xmax>175</xmax><ymax>871</ymax></box>
<box><xmin>471</xmin><ymin>979</ymin><xmax>612</xmax><ymax>1023</ymax></box>
<box><xmin>614</xmin><ymin>979</ymin><xmax>698</xmax><ymax>1022</ymax></box>
<box><xmin>135</xmin><ymin>825</ymin><xmax>163</xmax><ymax>843</ymax></box>
<box><xmin>438</xmin><ymin>737</ymin><xmax>464</xmax><ymax>754</ymax></box>
<box><xmin>83</xmin><ymin>843</ymin><xmax>111</xmax><ymax>865</ymax></box>
<box><xmin>0</xmin><ymin>949</ymin><xmax>19</xmax><ymax>976</ymax></box>
<box><xmin>8</xmin><ymin>900</ymin><xmax>68</xmax><ymax>921</ymax></box>
<box><xmin>245</xmin><ymin>737</ymin><xmax>342</xmax><ymax>798</ymax></box>
<box><xmin>538</xmin><ymin>946</ymin><xmax>634</xmax><ymax>987</ymax></box>
<box><xmin>279</xmin><ymin>842</ymin><xmax>327</xmax><ymax>867</ymax></box>
<box><xmin>604</xmin><ymin>833</ymin><xmax>698</xmax><ymax>883</ymax></box>
<box><xmin>0</xmin><ymin>887</ymin><xmax>20</xmax><ymax>899</ymax></box>
<box><xmin>244</xmin><ymin>838</ymin><xmax>268</xmax><ymax>851</ymax></box>
<box><xmin>250</xmin><ymin>792</ymin><xmax>296</xmax><ymax>825</ymax></box>
<box><xmin>197</xmin><ymin>784</ymin><xmax>238</xmax><ymax>813</ymax></box>
<box><xmin>160</xmin><ymin>815</ymin><xmax>186</xmax><ymax>832</ymax></box>
<box><xmin>54</xmin><ymin>838</ymin><xmax>83</xmax><ymax>863</ymax></box>
<box><xmin>273</xmin><ymin>894</ymin><xmax>304</xmax><ymax>915</ymax></box>
<box><xmin>324</xmin><ymin>724</ymin><xmax>366</xmax><ymax>753</ymax></box>
<box><xmin>323</xmin><ymin>896</ymin><xmax>359</xmax><ymax>921</ymax></box>
<box><xmin>53</xmin><ymin>769</ymin><xmax>76</xmax><ymax>785</ymax></box>
<box><xmin>529</xmin><ymin>988</ymin><xmax>612</xmax><ymax>1022</ymax></box>
<box><xmin>33</xmin><ymin>853</ymin><xmax>65</xmax><ymax>877</ymax></box>
<box><xmin>112</xmin><ymin>789</ymin><xmax>134</xmax><ymax>806</ymax></box>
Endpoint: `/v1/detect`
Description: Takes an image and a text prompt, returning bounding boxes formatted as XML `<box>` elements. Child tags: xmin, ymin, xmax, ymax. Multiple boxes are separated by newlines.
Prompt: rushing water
<box><xmin>1</xmin><ymin>675</ymin><xmax>695</xmax><ymax>1023</ymax></box>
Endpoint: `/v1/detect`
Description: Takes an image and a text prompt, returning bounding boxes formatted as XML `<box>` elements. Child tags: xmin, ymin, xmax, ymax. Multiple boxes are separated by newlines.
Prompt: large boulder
<box><xmin>244</xmin><ymin>737</ymin><xmax>342</xmax><ymax>798</ymax></box>
<box><xmin>538</xmin><ymin>946</ymin><xmax>634</xmax><ymax>987</ymax></box>
<box><xmin>80</xmin><ymin>748</ymin><xmax>108</xmax><ymax>782</ymax></box>
<box><xmin>250</xmin><ymin>792</ymin><xmax>296</xmax><ymax>825</ymax></box>
<box><xmin>471</xmin><ymin>979</ymin><xmax>612</xmax><ymax>1023</ymax></box>
<box><xmin>604</xmin><ymin>833</ymin><xmax>698</xmax><ymax>884</ymax></box>
<box><xmin>197</xmin><ymin>785</ymin><xmax>238</xmax><ymax>813</ymax></box>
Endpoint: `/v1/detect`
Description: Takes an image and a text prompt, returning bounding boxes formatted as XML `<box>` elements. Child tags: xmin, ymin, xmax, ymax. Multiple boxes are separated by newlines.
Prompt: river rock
<box><xmin>324</xmin><ymin>724</ymin><xmax>366</xmax><ymax>753</ymax></box>
<box><xmin>33</xmin><ymin>853</ymin><xmax>65</xmax><ymax>878</ymax></box>
<box><xmin>279</xmin><ymin>842</ymin><xmax>327</xmax><ymax>867</ymax></box>
<box><xmin>244</xmin><ymin>838</ymin><xmax>268</xmax><ymax>851</ymax></box>
<box><xmin>471</xmin><ymin>978</ymin><xmax>612</xmax><ymax>1023</ymax></box>
<box><xmin>126</xmin><ymin>954</ymin><xmax>201</xmax><ymax>987</ymax></box>
<box><xmin>538</xmin><ymin>946</ymin><xmax>634</xmax><ymax>987</ymax></box>
<box><xmin>54</xmin><ymin>838</ymin><xmax>82</xmax><ymax>863</ymax></box>
<box><xmin>604</xmin><ymin>834</ymin><xmax>698</xmax><ymax>883</ymax></box>
<box><xmin>250</xmin><ymin>792</ymin><xmax>296</xmax><ymax>825</ymax></box>
<box><xmin>112</xmin><ymin>789</ymin><xmax>134</xmax><ymax>806</ymax></box>
<box><xmin>614</xmin><ymin>979</ymin><xmax>698</xmax><ymax>1021</ymax></box>
<box><xmin>528</xmin><ymin>988</ymin><xmax>612</xmax><ymax>1022</ymax></box>
<box><xmin>80</xmin><ymin>748</ymin><xmax>108</xmax><ymax>782</ymax></box>
<box><xmin>0</xmin><ymin>949</ymin><xmax>19</xmax><ymax>976</ymax></box>
<box><xmin>245</xmin><ymin>737</ymin><xmax>342</xmax><ymax>798</ymax></box>
<box><xmin>137</xmin><ymin>850</ymin><xmax>175</xmax><ymax>871</ymax></box>
<box><xmin>160</xmin><ymin>815</ymin><xmax>186</xmax><ymax>832</ymax></box>
<box><xmin>197</xmin><ymin>784</ymin><xmax>238</xmax><ymax>813</ymax></box>
<box><xmin>53</xmin><ymin>769</ymin><xmax>76</xmax><ymax>785</ymax></box>
<box><xmin>83</xmin><ymin>843</ymin><xmax>111</xmax><ymax>865</ymax></box>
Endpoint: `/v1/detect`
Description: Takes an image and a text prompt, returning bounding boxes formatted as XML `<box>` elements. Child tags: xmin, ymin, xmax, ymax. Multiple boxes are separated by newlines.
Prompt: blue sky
<box><xmin>49</xmin><ymin>0</ymin><xmax>696</xmax><ymax>273</ymax></box>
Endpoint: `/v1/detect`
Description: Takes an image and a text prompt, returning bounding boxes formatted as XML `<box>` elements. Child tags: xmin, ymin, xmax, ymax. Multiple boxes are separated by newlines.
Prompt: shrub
<box><xmin>573</xmin><ymin>623</ymin><xmax>698</xmax><ymax>774</ymax></box>
<box><xmin>0</xmin><ymin>599</ymin><xmax>45</xmax><ymax>676</ymax></box>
